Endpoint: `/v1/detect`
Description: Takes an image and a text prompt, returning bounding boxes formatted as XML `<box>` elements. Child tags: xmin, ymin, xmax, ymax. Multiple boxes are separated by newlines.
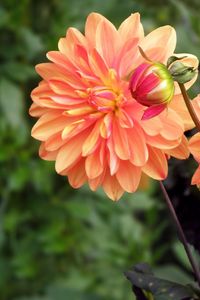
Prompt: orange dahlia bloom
<box><xmin>30</xmin><ymin>13</ymin><xmax>198</xmax><ymax>200</ymax></box>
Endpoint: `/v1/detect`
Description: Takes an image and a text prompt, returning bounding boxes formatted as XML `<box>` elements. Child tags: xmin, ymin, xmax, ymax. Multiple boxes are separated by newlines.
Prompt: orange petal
<box><xmin>116</xmin><ymin>161</ymin><xmax>141</xmax><ymax>193</ymax></box>
<box><xmin>118</xmin><ymin>13</ymin><xmax>144</xmax><ymax>42</ymax></box>
<box><xmin>29</xmin><ymin>103</ymin><xmax>50</xmax><ymax>117</ymax></box>
<box><xmin>189</xmin><ymin>132</ymin><xmax>200</xmax><ymax>162</ymax></box>
<box><xmin>140</xmin><ymin>26</ymin><xmax>176</xmax><ymax>63</ymax></box>
<box><xmin>142</xmin><ymin>146</ymin><xmax>168</xmax><ymax>180</ymax></box>
<box><xmin>95</xmin><ymin>20</ymin><xmax>120</xmax><ymax>66</ymax></box>
<box><xmin>114</xmin><ymin>37</ymin><xmax>139</xmax><ymax>77</ymax></box>
<box><xmin>191</xmin><ymin>166</ymin><xmax>200</xmax><ymax>185</ymax></box>
<box><xmin>66</xmin><ymin>27</ymin><xmax>87</xmax><ymax>49</ymax></box>
<box><xmin>48</xmin><ymin>79</ymin><xmax>78</xmax><ymax>96</ymax></box>
<box><xmin>55</xmin><ymin>128</ymin><xmax>90</xmax><ymax>173</ymax></box>
<box><xmin>129</xmin><ymin>123</ymin><xmax>148</xmax><ymax>166</ymax></box>
<box><xmin>45</xmin><ymin>132</ymin><xmax>66</xmax><ymax>151</ymax></box>
<box><xmin>82</xmin><ymin>120</ymin><xmax>101</xmax><ymax>156</ymax></box>
<box><xmin>89</xmin><ymin>48</ymin><xmax>109</xmax><ymax>83</ymax></box>
<box><xmin>169</xmin><ymin>94</ymin><xmax>194</xmax><ymax>131</ymax></box>
<box><xmin>31</xmin><ymin>112</ymin><xmax>68</xmax><ymax>141</ymax></box>
<box><xmin>85</xmin><ymin>13</ymin><xmax>106</xmax><ymax>47</ymax></box>
<box><xmin>88</xmin><ymin>168</ymin><xmax>106</xmax><ymax>191</ymax></box>
<box><xmin>35</xmin><ymin>63</ymin><xmax>67</xmax><ymax>81</ymax></box>
<box><xmin>102</xmin><ymin>170</ymin><xmax>124</xmax><ymax>201</ymax></box>
<box><xmin>39</xmin><ymin>143</ymin><xmax>58</xmax><ymax>161</ymax></box>
<box><xmin>47</xmin><ymin>51</ymin><xmax>75</xmax><ymax>73</ymax></box>
<box><xmin>113</xmin><ymin>119</ymin><xmax>130</xmax><ymax>160</ymax></box>
<box><xmin>107</xmin><ymin>136</ymin><xmax>120</xmax><ymax>175</ymax></box>
<box><xmin>118</xmin><ymin>108</ymin><xmax>134</xmax><ymax>128</ymax></box>
<box><xmin>164</xmin><ymin>135</ymin><xmax>189</xmax><ymax>159</ymax></box>
<box><xmin>62</xmin><ymin>119</ymin><xmax>94</xmax><ymax>140</ymax></box>
<box><xmin>160</xmin><ymin>109</ymin><xmax>184</xmax><ymax>141</ymax></box>
<box><xmin>67</xmin><ymin>159</ymin><xmax>87</xmax><ymax>188</ymax></box>
<box><xmin>141</xmin><ymin>116</ymin><xmax>163</xmax><ymax>136</ymax></box>
<box><xmin>146</xmin><ymin>134</ymin><xmax>181</xmax><ymax>150</ymax></box>
<box><xmin>85</xmin><ymin>147</ymin><xmax>104</xmax><ymax>179</ymax></box>
<box><xmin>64</xmin><ymin>105</ymin><xmax>94</xmax><ymax>116</ymax></box>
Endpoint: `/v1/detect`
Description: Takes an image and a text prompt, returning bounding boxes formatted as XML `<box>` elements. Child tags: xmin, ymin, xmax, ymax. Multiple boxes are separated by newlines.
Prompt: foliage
<box><xmin>1</xmin><ymin>0</ymin><xmax>200</xmax><ymax>299</ymax></box>
<box><xmin>125</xmin><ymin>263</ymin><xmax>200</xmax><ymax>300</ymax></box>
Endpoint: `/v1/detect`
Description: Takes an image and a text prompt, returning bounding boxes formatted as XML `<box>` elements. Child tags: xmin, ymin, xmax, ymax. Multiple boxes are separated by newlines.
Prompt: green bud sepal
<box><xmin>167</xmin><ymin>56</ymin><xmax>197</xmax><ymax>84</ymax></box>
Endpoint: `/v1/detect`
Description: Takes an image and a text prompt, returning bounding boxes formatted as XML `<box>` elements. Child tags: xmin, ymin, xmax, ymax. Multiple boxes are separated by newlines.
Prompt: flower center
<box><xmin>77</xmin><ymin>69</ymin><xmax>126</xmax><ymax>113</ymax></box>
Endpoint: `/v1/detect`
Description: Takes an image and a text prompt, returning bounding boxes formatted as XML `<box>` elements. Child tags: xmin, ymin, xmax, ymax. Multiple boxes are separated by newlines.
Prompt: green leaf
<box><xmin>125</xmin><ymin>263</ymin><xmax>200</xmax><ymax>300</ymax></box>
<box><xmin>2</xmin><ymin>62</ymin><xmax>36</xmax><ymax>82</ymax></box>
<box><xmin>19</xmin><ymin>28</ymin><xmax>44</xmax><ymax>59</ymax></box>
<box><xmin>0</xmin><ymin>78</ymin><xmax>26</xmax><ymax>129</ymax></box>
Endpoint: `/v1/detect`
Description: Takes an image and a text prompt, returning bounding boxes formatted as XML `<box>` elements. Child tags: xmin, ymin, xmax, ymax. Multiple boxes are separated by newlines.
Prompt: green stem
<box><xmin>159</xmin><ymin>181</ymin><xmax>200</xmax><ymax>287</ymax></box>
<box><xmin>178</xmin><ymin>83</ymin><xmax>200</xmax><ymax>132</ymax></box>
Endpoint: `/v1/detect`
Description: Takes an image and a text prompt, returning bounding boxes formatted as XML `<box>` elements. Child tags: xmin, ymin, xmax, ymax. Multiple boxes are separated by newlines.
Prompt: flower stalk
<box><xmin>159</xmin><ymin>181</ymin><xmax>200</xmax><ymax>287</ymax></box>
<box><xmin>178</xmin><ymin>83</ymin><xmax>200</xmax><ymax>132</ymax></box>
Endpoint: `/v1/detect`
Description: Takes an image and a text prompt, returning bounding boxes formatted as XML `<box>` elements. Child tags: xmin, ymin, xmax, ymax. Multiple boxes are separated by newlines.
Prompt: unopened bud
<box><xmin>129</xmin><ymin>62</ymin><xmax>175</xmax><ymax>120</ymax></box>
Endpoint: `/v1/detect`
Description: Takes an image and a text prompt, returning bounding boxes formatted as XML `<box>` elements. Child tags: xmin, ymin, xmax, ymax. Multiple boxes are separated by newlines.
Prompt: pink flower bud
<box><xmin>129</xmin><ymin>62</ymin><xmax>175</xmax><ymax>120</ymax></box>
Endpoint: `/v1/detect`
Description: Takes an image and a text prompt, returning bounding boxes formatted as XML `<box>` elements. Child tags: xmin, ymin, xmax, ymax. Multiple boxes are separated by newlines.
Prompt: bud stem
<box><xmin>160</xmin><ymin>181</ymin><xmax>200</xmax><ymax>287</ymax></box>
<box><xmin>178</xmin><ymin>83</ymin><xmax>200</xmax><ymax>132</ymax></box>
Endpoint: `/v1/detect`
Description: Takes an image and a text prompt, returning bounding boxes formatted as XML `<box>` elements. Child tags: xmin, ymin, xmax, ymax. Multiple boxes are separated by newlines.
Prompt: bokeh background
<box><xmin>1</xmin><ymin>0</ymin><xmax>200</xmax><ymax>299</ymax></box>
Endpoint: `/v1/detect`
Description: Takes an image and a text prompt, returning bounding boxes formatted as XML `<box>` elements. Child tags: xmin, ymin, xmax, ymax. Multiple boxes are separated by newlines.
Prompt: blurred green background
<box><xmin>0</xmin><ymin>0</ymin><xmax>200</xmax><ymax>299</ymax></box>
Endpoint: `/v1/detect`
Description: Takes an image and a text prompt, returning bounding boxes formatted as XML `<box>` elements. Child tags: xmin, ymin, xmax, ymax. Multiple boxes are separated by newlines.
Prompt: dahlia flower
<box><xmin>129</xmin><ymin>61</ymin><xmax>175</xmax><ymax>120</ymax></box>
<box><xmin>30</xmin><ymin>13</ymin><xmax>198</xmax><ymax>200</ymax></box>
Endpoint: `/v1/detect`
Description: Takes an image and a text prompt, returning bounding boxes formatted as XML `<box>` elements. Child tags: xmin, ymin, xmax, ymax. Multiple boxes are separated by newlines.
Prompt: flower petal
<box><xmin>55</xmin><ymin>128</ymin><xmax>90</xmax><ymax>173</ymax></box>
<box><xmin>113</xmin><ymin>119</ymin><xmax>130</xmax><ymax>160</ymax></box>
<box><xmin>191</xmin><ymin>166</ymin><xmax>200</xmax><ymax>185</ymax></box>
<box><xmin>189</xmin><ymin>132</ymin><xmax>200</xmax><ymax>162</ymax></box>
<box><xmin>31</xmin><ymin>112</ymin><xmax>68</xmax><ymax>141</ymax></box>
<box><xmin>142</xmin><ymin>146</ymin><xmax>168</xmax><ymax>180</ymax></box>
<box><xmin>169</xmin><ymin>94</ymin><xmax>194</xmax><ymax>131</ymax></box>
<box><xmin>118</xmin><ymin>13</ymin><xmax>144</xmax><ymax>42</ymax></box>
<box><xmin>129</xmin><ymin>123</ymin><xmax>148</xmax><ymax>166</ymax></box>
<box><xmin>164</xmin><ymin>135</ymin><xmax>189</xmax><ymax>159</ymax></box>
<box><xmin>85</xmin><ymin>13</ymin><xmax>106</xmax><ymax>47</ymax></box>
<box><xmin>82</xmin><ymin>120</ymin><xmax>101</xmax><ymax>156</ymax></box>
<box><xmin>102</xmin><ymin>170</ymin><xmax>124</xmax><ymax>201</ymax></box>
<box><xmin>95</xmin><ymin>20</ymin><xmax>120</xmax><ymax>66</ymax></box>
<box><xmin>116</xmin><ymin>161</ymin><xmax>141</xmax><ymax>193</ymax></box>
<box><xmin>85</xmin><ymin>148</ymin><xmax>104</xmax><ymax>179</ymax></box>
<box><xmin>39</xmin><ymin>143</ymin><xmax>58</xmax><ymax>161</ymax></box>
<box><xmin>140</xmin><ymin>26</ymin><xmax>176</xmax><ymax>63</ymax></box>
<box><xmin>67</xmin><ymin>159</ymin><xmax>87</xmax><ymax>188</ymax></box>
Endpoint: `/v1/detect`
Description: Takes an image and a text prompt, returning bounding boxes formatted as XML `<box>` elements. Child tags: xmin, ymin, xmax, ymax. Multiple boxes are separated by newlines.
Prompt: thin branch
<box><xmin>178</xmin><ymin>83</ymin><xmax>200</xmax><ymax>132</ymax></box>
<box><xmin>159</xmin><ymin>181</ymin><xmax>200</xmax><ymax>287</ymax></box>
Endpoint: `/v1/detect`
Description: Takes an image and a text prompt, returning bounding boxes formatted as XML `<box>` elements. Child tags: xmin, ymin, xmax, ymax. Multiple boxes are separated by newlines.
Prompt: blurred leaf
<box><xmin>0</xmin><ymin>78</ymin><xmax>26</xmax><ymax>129</ymax></box>
<box><xmin>19</xmin><ymin>27</ymin><xmax>44</xmax><ymax>59</ymax></box>
<box><xmin>47</xmin><ymin>285</ymin><xmax>102</xmax><ymax>300</ymax></box>
<box><xmin>125</xmin><ymin>263</ymin><xmax>199</xmax><ymax>300</ymax></box>
<box><xmin>0</xmin><ymin>7</ymin><xmax>9</xmax><ymax>27</ymax></box>
<box><xmin>173</xmin><ymin>242</ymin><xmax>192</xmax><ymax>271</ymax></box>
<box><xmin>154</xmin><ymin>264</ymin><xmax>192</xmax><ymax>285</ymax></box>
<box><xmin>2</xmin><ymin>62</ymin><xmax>36</xmax><ymax>82</ymax></box>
